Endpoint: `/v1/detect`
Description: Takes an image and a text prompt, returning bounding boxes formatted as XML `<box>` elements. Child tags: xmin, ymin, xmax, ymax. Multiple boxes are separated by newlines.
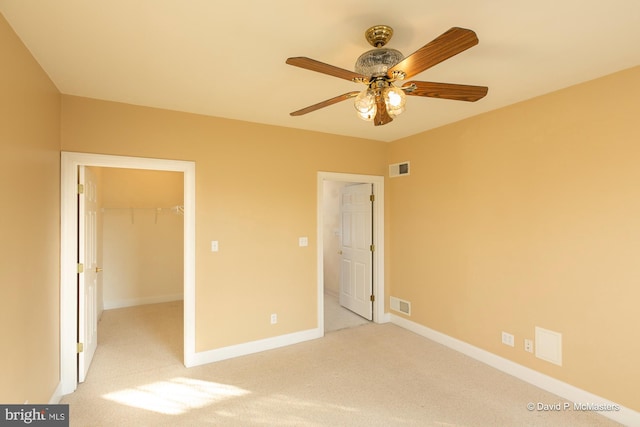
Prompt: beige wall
<box><xmin>0</xmin><ymin>15</ymin><xmax>61</xmax><ymax>403</ymax></box>
<box><xmin>100</xmin><ymin>168</ymin><xmax>184</xmax><ymax>308</ymax></box>
<box><xmin>60</xmin><ymin>96</ymin><xmax>389</xmax><ymax>351</ymax></box>
<box><xmin>388</xmin><ymin>66</ymin><xmax>640</xmax><ymax>410</ymax></box>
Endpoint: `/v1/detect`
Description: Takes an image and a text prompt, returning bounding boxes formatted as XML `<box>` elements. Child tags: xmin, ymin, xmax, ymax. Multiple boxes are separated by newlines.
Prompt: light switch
<box><xmin>211</xmin><ymin>240</ymin><xmax>219</xmax><ymax>252</ymax></box>
<box><xmin>299</xmin><ymin>237</ymin><xmax>308</xmax><ymax>247</ymax></box>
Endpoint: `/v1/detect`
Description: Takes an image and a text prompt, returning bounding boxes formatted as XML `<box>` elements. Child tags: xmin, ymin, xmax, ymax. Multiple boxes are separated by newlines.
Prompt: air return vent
<box><xmin>535</xmin><ymin>327</ymin><xmax>562</xmax><ymax>366</ymax></box>
<box><xmin>389</xmin><ymin>161</ymin><xmax>410</xmax><ymax>178</ymax></box>
<box><xmin>390</xmin><ymin>296</ymin><xmax>411</xmax><ymax>315</ymax></box>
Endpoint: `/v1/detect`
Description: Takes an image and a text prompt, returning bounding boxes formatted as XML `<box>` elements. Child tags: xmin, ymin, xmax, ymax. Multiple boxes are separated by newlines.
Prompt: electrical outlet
<box><xmin>502</xmin><ymin>331</ymin><xmax>515</xmax><ymax>347</ymax></box>
<box><xmin>270</xmin><ymin>313</ymin><xmax>277</xmax><ymax>324</ymax></box>
<box><xmin>524</xmin><ymin>339</ymin><xmax>534</xmax><ymax>353</ymax></box>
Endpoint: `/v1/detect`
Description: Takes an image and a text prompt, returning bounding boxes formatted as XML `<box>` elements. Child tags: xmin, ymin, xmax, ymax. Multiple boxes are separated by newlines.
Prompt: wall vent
<box><xmin>390</xmin><ymin>296</ymin><xmax>411</xmax><ymax>315</ymax></box>
<box><xmin>535</xmin><ymin>326</ymin><xmax>562</xmax><ymax>366</ymax></box>
<box><xmin>389</xmin><ymin>161</ymin><xmax>410</xmax><ymax>178</ymax></box>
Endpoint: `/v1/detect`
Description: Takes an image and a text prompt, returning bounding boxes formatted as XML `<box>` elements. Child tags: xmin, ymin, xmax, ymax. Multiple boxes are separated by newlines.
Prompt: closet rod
<box><xmin>101</xmin><ymin>205</ymin><xmax>184</xmax><ymax>212</ymax></box>
<box><xmin>101</xmin><ymin>206</ymin><xmax>184</xmax><ymax>224</ymax></box>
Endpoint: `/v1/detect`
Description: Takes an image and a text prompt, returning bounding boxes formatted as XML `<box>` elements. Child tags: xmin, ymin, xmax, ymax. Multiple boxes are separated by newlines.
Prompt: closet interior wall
<box><xmin>99</xmin><ymin>168</ymin><xmax>184</xmax><ymax>310</ymax></box>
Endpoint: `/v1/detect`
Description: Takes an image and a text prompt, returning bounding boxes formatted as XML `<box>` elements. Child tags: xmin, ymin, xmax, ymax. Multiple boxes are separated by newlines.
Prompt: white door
<box><xmin>78</xmin><ymin>166</ymin><xmax>99</xmax><ymax>382</ymax></box>
<box><xmin>339</xmin><ymin>183</ymin><xmax>373</xmax><ymax>320</ymax></box>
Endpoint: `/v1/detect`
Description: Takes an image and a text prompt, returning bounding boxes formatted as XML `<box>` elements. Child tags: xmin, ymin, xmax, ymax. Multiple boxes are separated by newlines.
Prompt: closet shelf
<box><xmin>101</xmin><ymin>205</ymin><xmax>184</xmax><ymax>212</ymax></box>
<box><xmin>101</xmin><ymin>205</ymin><xmax>184</xmax><ymax>224</ymax></box>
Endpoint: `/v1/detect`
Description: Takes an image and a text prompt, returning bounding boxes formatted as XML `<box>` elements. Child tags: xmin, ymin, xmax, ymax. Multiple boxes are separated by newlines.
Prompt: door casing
<box><xmin>60</xmin><ymin>152</ymin><xmax>196</xmax><ymax>395</ymax></box>
<box><xmin>317</xmin><ymin>172</ymin><xmax>386</xmax><ymax>334</ymax></box>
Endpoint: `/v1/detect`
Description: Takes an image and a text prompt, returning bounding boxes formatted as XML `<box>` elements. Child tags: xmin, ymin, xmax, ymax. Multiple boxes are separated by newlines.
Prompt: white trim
<box><xmin>60</xmin><ymin>152</ymin><xmax>196</xmax><ymax>396</ymax></box>
<box><xmin>186</xmin><ymin>328</ymin><xmax>323</xmax><ymax>367</ymax></box>
<box><xmin>317</xmin><ymin>172</ymin><xmax>387</xmax><ymax>335</ymax></box>
<box><xmin>48</xmin><ymin>382</ymin><xmax>63</xmax><ymax>404</ymax></box>
<box><xmin>390</xmin><ymin>314</ymin><xmax>640</xmax><ymax>426</ymax></box>
<box><xmin>103</xmin><ymin>294</ymin><xmax>184</xmax><ymax>310</ymax></box>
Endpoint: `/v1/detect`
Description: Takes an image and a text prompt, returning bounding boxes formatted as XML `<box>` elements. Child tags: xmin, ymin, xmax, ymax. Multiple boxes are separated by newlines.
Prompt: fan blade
<box><xmin>404</xmin><ymin>81</ymin><xmax>488</xmax><ymax>102</ymax></box>
<box><xmin>389</xmin><ymin>27</ymin><xmax>479</xmax><ymax>80</ymax></box>
<box><xmin>286</xmin><ymin>57</ymin><xmax>367</xmax><ymax>82</ymax></box>
<box><xmin>374</xmin><ymin>95</ymin><xmax>393</xmax><ymax>126</ymax></box>
<box><xmin>290</xmin><ymin>91</ymin><xmax>360</xmax><ymax>116</ymax></box>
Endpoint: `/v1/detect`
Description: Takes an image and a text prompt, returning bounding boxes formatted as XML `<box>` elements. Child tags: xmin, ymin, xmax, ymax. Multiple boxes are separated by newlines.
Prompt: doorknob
<box><xmin>96</xmin><ymin>267</ymin><xmax>103</xmax><ymax>273</ymax></box>
<box><xmin>338</xmin><ymin>250</ymin><xmax>343</xmax><ymax>255</ymax></box>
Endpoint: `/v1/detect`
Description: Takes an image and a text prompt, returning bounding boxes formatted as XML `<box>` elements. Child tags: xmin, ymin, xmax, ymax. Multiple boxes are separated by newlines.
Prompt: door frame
<box><xmin>317</xmin><ymin>172</ymin><xmax>387</xmax><ymax>333</ymax></box>
<box><xmin>60</xmin><ymin>152</ymin><xmax>196</xmax><ymax>395</ymax></box>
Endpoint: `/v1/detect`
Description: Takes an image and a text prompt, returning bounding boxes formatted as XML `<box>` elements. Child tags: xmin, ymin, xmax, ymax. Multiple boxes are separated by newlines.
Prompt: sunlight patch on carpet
<box><xmin>102</xmin><ymin>377</ymin><xmax>250</xmax><ymax>415</ymax></box>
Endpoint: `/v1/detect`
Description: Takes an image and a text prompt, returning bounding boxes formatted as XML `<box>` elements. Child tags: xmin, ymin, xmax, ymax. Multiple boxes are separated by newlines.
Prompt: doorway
<box><xmin>60</xmin><ymin>152</ymin><xmax>196</xmax><ymax>395</ymax></box>
<box><xmin>317</xmin><ymin>172</ymin><xmax>386</xmax><ymax>335</ymax></box>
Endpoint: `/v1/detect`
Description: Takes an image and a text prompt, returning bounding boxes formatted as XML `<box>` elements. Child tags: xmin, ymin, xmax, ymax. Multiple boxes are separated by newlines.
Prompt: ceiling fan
<box><xmin>286</xmin><ymin>25</ymin><xmax>488</xmax><ymax>126</ymax></box>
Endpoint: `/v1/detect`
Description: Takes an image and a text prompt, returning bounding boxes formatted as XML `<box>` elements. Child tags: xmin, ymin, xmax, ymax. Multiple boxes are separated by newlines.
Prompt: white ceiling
<box><xmin>1</xmin><ymin>0</ymin><xmax>639</xmax><ymax>142</ymax></box>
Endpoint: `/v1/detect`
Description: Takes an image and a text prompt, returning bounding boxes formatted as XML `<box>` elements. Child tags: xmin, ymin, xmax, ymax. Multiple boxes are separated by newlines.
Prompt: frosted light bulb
<box><xmin>354</xmin><ymin>89</ymin><xmax>377</xmax><ymax>121</ymax></box>
<box><xmin>384</xmin><ymin>86</ymin><xmax>406</xmax><ymax>117</ymax></box>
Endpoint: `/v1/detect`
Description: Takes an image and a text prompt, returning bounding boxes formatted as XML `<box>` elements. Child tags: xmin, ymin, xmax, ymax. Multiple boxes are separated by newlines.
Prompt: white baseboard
<box><xmin>49</xmin><ymin>382</ymin><xmax>63</xmax><ymax>404</ymax></box>
<box><xmin>104</xmin><ymin>293</ymin><xmax>183</xmax><ymax>310</ymax></box>
<box><xmin>324</xmin><ymin>288</ymin><xmax>339</xmax><ymax>298</ymax></box>
<box><xmin>185</xmin><ymin>328</ymin><xmax>323</xmax><ymax>368</ymax></box>
<box><xmin>390</xmin><ymin>314</ymin><xmax>638</xmax><ymax>427</ymax></box>
<box><xmin>379</xmin><ymin>311</ymin><xmax>391</xmax><ymax>324</ymax></box>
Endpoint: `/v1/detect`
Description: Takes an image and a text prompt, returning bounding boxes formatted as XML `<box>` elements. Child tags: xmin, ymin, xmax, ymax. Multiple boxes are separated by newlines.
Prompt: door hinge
<box><xmin>370</xmin><ymin>294</ymin><xmax>375</xmax><ymax>302</ymax></box>
<box><xmin>77</xmin><ymin>342</ymin><xmax>84</xmax><ymax>353</ymax></box>
<box><xmin>370</xmin><ymin>244</ymin><xmax>375</xmax><ymax>252</ymax></box>
<box><xmin>77</xmin><ymin>184</ymin><xmax>84</xmax><ymax>194</ymax></box>
<box><xmin>370</xmin><ymin>194</ymin><xmax>375</xmax><ymax>202</ymax></box>
<box><xmin>77</xmin><ymin>263</ymin><xmax>84</xmax><ymax>273</ymax></box>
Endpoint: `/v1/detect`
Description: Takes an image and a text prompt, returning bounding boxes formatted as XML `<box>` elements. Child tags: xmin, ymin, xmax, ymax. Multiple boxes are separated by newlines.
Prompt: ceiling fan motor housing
<box><xmin>355</xmin><ymin>48</ymin><xmax>404</xmax><ymax>78</ymax></box>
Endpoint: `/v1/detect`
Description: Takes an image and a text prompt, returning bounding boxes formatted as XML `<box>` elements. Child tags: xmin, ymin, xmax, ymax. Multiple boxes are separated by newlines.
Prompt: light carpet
<box><xmin>61</xmin><ymin>301</ymin><xmax>620</xmax><ymax>426</ymax></box>
<box><xmin>323</xmin><ymin>291</ymin><xmax>370</xmax><ymax>333</ymax></box>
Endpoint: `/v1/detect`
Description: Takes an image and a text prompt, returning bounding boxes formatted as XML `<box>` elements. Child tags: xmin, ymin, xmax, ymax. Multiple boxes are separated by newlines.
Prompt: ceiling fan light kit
<box><xmin>286</xmin><ymin>25</ymin><xmax>488</xmax><ymax>126</ymax></box>
<box><xmin>354</xmin><ymin>25</ymin><xmax>407</xmax><ymax>122</ymax></box>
